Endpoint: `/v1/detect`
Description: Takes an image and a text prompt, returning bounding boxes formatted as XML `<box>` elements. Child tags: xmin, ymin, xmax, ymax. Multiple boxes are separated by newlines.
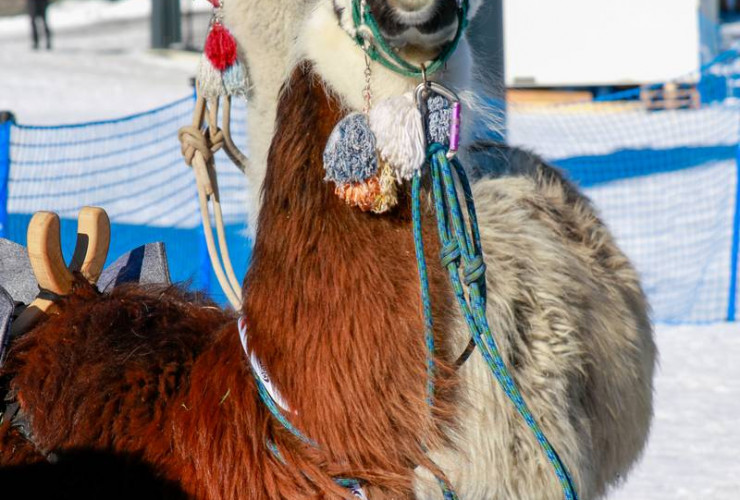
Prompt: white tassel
<box><xmin>369</xmin><ymin>93</ymin><xmax>426</xmax><ymax>180</ymax></box>
<box><xmin>197</xmin><ymin>55</ymin><xmax>225</xmax><ymax>99</ymax></box>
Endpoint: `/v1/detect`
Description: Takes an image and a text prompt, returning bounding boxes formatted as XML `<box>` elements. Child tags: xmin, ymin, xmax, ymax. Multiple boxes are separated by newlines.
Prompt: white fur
<box><xmin>222</xmin><ymin>0</ymin><xmax>316</xmax><ymax>232</ymax></box>
<box><xmin>369</xmin><ymin>93</ymin><xmax>425</xmax><ymax>180</ymax></box>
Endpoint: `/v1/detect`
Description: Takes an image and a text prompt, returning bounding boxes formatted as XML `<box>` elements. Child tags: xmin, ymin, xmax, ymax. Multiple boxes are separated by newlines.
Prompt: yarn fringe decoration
<box><xmin>197</xmin><ymin>0</ymin><xmax>248</xmax><ymax>99</ymax></box>
<box><xmin>335</xmin><ymin>161</ymin><xmax>398</xmax><ymax>214</ymax></box>
<box><xmin>369</xmin><ymin>93</ymin><xmax>425</xmax><ymax>181</ymax></box>
<box><xmin>426</xmin><ymin>95</ymin><xmax>452</xmax><ymax>146</ymax></box>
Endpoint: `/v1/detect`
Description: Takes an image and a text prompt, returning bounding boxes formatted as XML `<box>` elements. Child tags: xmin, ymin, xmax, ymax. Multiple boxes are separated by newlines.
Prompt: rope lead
<box><xmin>411</xmin><ymin>143</ymin><xmax>580</xmax><ymax>500</ymax></box>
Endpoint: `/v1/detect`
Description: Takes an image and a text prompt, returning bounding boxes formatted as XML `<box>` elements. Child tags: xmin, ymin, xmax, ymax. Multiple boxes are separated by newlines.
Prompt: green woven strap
<box><xmin>351</xmin><ymin>0</ymin><xmax>469</xmax><ymax>78</ymax></box>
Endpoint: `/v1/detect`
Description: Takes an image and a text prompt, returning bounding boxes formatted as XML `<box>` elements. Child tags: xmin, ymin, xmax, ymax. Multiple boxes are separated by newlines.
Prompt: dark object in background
<box><xmin>723</xmin><ymin>0</ymin><xmax>740</xmax><ymax>13</ymax></box>
<box><xmin>27</xmin><ymin>0</ymin><xmax>51</xmax><ymax>50</ymax></box>
<box><xmin>151</xmin><ymin>0</ymin><xmax>182</xmax><ymax>49</ymax></box>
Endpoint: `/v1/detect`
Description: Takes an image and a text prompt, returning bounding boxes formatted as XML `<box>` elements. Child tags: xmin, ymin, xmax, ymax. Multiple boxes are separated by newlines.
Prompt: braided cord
<box><xmin>351</xmin><ymin>0</ymin><xmax>469</xmax><ymax>78</ymax></box>
<box><xmin>412</xmin><ymin>143</ymin><xmax>579</xmax><ymax>500</ymax></box>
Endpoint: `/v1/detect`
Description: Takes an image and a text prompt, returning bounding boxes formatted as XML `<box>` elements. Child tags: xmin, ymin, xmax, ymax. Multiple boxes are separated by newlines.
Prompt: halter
<box><xmin>349</xmin><ymin>0</ymin><xmax>469</xmax><ymax>78</ymax></box>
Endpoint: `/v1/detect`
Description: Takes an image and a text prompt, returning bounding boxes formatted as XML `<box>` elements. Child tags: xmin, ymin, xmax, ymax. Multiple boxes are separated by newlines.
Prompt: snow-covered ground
<box><xmin>1</xmin><ymin>1</ymin><xmax>739</xmax><ymax>498</ymax></box>
<box><xmin>0</xmin><ymin>0</ymin><xmax>208</xmax><ymax>124</ymax></box>
<box><xmin>610</xmin><ymin>322</ymin><xmax>740</xmax><ymax>500</ymax></box>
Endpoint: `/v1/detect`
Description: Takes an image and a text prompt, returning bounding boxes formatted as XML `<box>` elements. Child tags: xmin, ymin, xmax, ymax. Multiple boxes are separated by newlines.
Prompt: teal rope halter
<box><xmin>350</xmin><ymin>0</ymin><xmax>469</xmax><ymax>78</ymax></box>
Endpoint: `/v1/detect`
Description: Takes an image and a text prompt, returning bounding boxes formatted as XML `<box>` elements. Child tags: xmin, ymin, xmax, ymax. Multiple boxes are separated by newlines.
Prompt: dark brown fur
<box><xmin>0</xmin><ymin>63</ymin><xmax>457</xmax><ymax>499</ymax></box>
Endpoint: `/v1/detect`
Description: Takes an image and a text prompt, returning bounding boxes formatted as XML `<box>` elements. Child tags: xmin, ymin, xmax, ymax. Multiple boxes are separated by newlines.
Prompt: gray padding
<box><xmin>0</xmin><ymin>239</ymin><xmax>38</xmax><ymax>305</ymax></box>
<box><xmin>0</xmin><ymin>285</ymin><xmax>15</xmax><ymax>367</ymax></box>
<box><xmin>97</xmin><ymin>242</ymin><xmax>171</xmax><ymax>292</ymax></box>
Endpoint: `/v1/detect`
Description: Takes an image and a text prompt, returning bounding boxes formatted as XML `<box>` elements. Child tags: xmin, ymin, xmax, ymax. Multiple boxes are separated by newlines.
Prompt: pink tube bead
<box><xmin>450</xmin><ymin>102</ymin><xmax>461</xmax><ymax>152</ymax></box>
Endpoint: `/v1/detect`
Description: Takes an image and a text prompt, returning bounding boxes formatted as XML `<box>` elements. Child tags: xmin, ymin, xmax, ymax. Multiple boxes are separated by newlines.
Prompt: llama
<box><xmin>0</xmin><ymin>1</ymin><xmax>655</xmax><ymax>499</ymax></box>
<box><xmin>221</xmin><ymin>0</ymin><xmax>313</xmax><ymax>229</ymax></box>
<box><xmin>227</xmin><ymin>0</ymin><xmax>656</xmax><ymax>497</ymax></box>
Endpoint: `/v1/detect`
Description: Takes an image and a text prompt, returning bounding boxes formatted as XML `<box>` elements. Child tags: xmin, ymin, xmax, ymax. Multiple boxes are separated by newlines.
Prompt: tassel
<box><xmin>223</xmin><ymin>61</ymin><xmax>248</xmax><ymax>97</ymax></box>
<box><xmin>205</xmin><ymin>22</ymin><xmax>238</xmax><ymax>71</ymax></box>
<box><xmin>196</xmin><ymin>0</ymin><xmax>249</xmax><ymax>99</ymax></box>
<box><xmin>334</xmin><ymin>161</ymin><xmax>398</xmax><ymax>214</ymax></box>
<box><xmin>197</xmin><ymin>55</ymin><xmax>226</xmax><ymax>99</ymax></box>
<box><xmin>369</xmin><ymin>93</ymin><xmax>426</xmax><ymax>180</ymax></box>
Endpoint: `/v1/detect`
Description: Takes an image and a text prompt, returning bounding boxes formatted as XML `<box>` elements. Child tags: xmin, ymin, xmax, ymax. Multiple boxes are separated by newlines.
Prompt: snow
<box><xmin>609</xmin><ymin>322</ymin><xmax>740</xmax><ymax>500</ymax></box>
<box><xmin>0</xmin><ymin>0</ymin><xmax>208</xmax><ymax>38</ymax></box>
<box><xmin>1</xmin><ymin>1</ymin><xmax>739</xmax><ymax>497</ymax></box>
<box><xmin>0</xmin><ymin>0</ymin><xmax>209</xmax><ymax>124</ymax></box>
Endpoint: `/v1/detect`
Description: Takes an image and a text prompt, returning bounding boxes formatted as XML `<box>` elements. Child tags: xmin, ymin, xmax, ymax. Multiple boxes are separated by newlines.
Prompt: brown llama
<box><xmin>0</xmin><ymin>63</ymin><xmax>459</xmax><ymax>499</ymax></box>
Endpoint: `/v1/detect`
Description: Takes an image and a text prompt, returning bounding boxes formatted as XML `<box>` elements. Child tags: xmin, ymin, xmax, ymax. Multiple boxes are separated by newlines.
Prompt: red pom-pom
<box><xmin>207</xmin><ymin>0</ymin><xmax>220</xmax><ymax>7</ymax></box>
<box><xmin>205</xmin><ymin>23</ymin><xmax>237</xmax><ymax>71</ymax></box>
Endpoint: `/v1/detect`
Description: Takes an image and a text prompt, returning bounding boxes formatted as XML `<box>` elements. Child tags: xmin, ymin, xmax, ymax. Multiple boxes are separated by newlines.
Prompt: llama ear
<box><xmin>10</xmin><ymin>208</ymin><xmax>111</xmax><ymax>336</ymax></box>
<box><xmin>26</xmin><ymin>211</ymin><xmax>75</xmax><ymax>296</ymax></box>
<box><xmin>68</xmin><ymin>207</ymin><xmax>111</xmax><ymax>286</ymax></box>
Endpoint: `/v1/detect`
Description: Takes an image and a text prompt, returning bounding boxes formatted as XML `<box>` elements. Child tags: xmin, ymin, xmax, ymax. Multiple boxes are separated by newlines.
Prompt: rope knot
<box><xmin>463</xmin><ymin>255</ymin><xmax>486</xmax><ymax>285</ymax></box>
<box><xmin>178</xmin><ymin>125</ymin><xmax>225</xmax><ymax>166</ymax></box>
<box><xmin>427</xmin><ymin>142</ymin><xmax>448</xmax><ymax>159</ymax></box>
<box><xmin>440</xmin><ymin>240</ymin><xmax>461</xmax><ymax>268</ymax></box>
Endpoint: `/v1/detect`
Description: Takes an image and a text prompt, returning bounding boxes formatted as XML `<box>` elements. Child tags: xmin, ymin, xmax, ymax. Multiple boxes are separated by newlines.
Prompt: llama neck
<box><xmin>242</xmin><ymin>62</ymin><xmax>456</xmax><ymax>479</ymax></box>
<box><xmin>223</xmin><ymin>0</ymin><xmax>312</xmax><ymax>229</ymax></box>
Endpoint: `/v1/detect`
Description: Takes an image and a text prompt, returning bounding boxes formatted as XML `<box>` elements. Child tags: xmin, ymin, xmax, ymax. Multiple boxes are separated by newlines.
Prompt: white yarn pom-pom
<box><xmin>369</xmin><ymin>93</ymin><xmax>425</xmax><ymax>180</ymax></box>
<box><xmin>196</xmin><ymin>55</ymin><xmax>225</xmax><ymax>99</ymax></box>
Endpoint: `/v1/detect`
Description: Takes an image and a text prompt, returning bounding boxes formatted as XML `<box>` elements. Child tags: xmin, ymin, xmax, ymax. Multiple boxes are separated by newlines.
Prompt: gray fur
<box><xmin>416</xmin><ymin>143</ymin><xmax>656</xmax><ymax>499</ymax></box>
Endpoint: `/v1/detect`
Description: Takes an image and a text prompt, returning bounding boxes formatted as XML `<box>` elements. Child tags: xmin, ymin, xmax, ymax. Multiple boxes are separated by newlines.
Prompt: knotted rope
<box><xmin>178</xmin><ymin>93</ymin><xmax>247</xmax><ymax>309</ymax></box>
<box><xmin>412</xmin><ymin>142</ymin><xmax>579</xmax><ymax>500</ymax></box>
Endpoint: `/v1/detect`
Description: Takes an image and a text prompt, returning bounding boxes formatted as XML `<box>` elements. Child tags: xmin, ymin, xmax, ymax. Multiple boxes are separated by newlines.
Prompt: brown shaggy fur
<box><xmin>0</xmin><ymin>62</ymin><xmax>458</xmax><ymax>499</ymax></box>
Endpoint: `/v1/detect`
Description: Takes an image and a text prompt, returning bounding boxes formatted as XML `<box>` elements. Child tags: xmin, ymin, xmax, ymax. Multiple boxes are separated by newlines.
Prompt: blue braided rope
<box><xmin>412</xmin><ymin>175</ymin><xmax>437</xmax><ymax>405</ymax></box>
<box><xmin>412</xmin><ymin>142</ymin><xmax>579</xmax><ymax>500</ymax></box>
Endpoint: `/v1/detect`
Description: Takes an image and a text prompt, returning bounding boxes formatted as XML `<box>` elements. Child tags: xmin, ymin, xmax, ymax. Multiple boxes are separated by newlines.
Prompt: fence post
<box><xmin>727</xmin><ymin>144</ymin><xmax>740</xmax><ymax>321</ymax></box>
<box><xmin>0</xmin><ymin>111</ymin><xmax>14</xmax><ymax>240</ymax></box>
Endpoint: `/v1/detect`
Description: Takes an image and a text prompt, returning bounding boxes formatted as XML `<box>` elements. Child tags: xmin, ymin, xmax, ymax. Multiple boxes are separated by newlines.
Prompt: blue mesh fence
<box><xmin>3</xmin><ymin>50</ymin><xmax>740</xmax><ymax>322</ymax></box>
<box><xmin>2</xmin><ymin>93</ymin><xmax>252</xmax><ymax>305</ymax></box>
<box><xmin>509</xmin><ymin>49</ymin><xmax>740</xmax><ymax>324</ymax></box>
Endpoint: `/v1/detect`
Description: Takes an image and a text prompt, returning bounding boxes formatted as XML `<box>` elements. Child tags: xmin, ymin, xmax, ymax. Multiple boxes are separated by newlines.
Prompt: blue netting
<box><xmin>3</xmin><ymin>50</ymin><xmax>740</xmax><ymax>322</ymax></box>
<box><xmin>508</xmin><ymin>49</ymin><xmax>740</xmax><ymax>324</ymax></box>
<box><xmin>3</xmin><ymin>94</ymin><xmax>253</xmax><ymax>305</ymax></box>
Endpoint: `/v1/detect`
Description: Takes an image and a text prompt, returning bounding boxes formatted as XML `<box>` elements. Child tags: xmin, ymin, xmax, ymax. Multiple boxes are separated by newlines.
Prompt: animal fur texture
<box><xmin>294</xmin><ymin>1</ymin><xmax>656</xmax><ymax>498</ymax></box>
<box><xmin>222</xmin><ymin>0</ymin><xmax>315</xmax><ymax>232</ymax></box>
<box><xmin>0</xmin><ymin>66</ymin><xmax>461</xmax><ymax>499</ymax></box>
<box><xmin>1</xmin><ymin>1</ymin><xmax>656</xmax><ymax>498</ymax></box>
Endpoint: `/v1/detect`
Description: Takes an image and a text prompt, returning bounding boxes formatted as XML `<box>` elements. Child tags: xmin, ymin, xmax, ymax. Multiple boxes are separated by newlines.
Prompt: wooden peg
<box><xmin>26</xmin><ymin>211</ymin><xmax>74</xmax><ymax>296</ymax></box>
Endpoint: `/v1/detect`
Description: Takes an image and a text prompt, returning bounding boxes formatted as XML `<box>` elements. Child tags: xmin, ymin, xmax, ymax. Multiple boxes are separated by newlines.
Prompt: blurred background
<box><xmin>1</xmin><ymin>1</ymin><xmax>739</xmax><ymax>497</ymax></box>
